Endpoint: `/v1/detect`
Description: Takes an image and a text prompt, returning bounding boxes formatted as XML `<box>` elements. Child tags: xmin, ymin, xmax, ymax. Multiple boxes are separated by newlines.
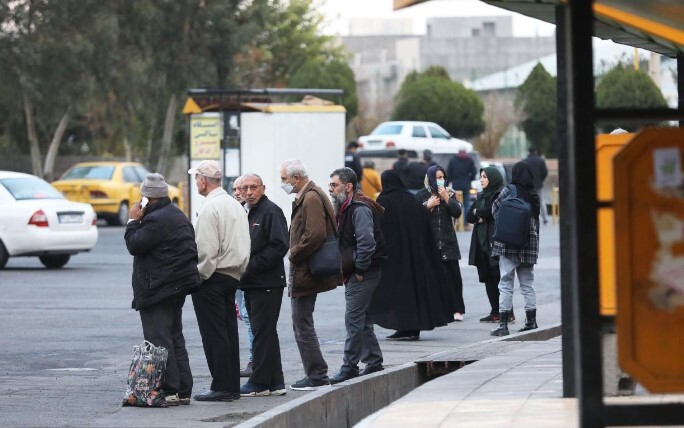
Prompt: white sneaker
<box><xmin>165</xmin><ymin>393</ymin><xmax>180</xmax><ymax>406</ymax></box>
<box><xmin>454</xmin><ymin>313</ymin><xmax>464</xmax><ymax>321</ymax></box>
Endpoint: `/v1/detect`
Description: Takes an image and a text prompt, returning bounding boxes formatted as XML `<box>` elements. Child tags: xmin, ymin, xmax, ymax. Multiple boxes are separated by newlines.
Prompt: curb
<box><xmin>235</xmin><ymin>323</ymin><xmax>562</xmax><ymax>428</ymax></box>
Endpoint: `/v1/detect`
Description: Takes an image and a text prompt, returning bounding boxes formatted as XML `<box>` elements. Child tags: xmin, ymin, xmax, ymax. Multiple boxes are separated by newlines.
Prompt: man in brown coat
<box><xmin>279</xmin><ymin>159</ymin><xmax>341</xmax><ymax>391</ymax></box>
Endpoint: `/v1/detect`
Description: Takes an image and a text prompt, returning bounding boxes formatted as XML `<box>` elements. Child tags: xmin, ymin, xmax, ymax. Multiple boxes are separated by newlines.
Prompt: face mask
<box><xmin>436</xmin><ymin>179</ymin><xmax>445</xmax><ymax>188</ymax></box>
<box><xmin>281</xmin><ymin>183</ymin><xmax>294</xmax><ymax>194</ymax></box>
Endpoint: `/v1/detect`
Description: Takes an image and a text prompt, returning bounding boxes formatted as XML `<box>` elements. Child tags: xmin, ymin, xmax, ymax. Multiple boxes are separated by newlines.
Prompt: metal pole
<box><xmin>564</xmin><ymin>0</ymin><xmax>604</xmax><ymax>426</ymax></box>
<box><xmin>679</xmin><ymin>53</ymin><xmax>683</xmax><ymax>128</ymax></box>
<box><xmin>555</xmin><ymin>3</ymin><xmax>575</xmax><ymax>399</ymax></box>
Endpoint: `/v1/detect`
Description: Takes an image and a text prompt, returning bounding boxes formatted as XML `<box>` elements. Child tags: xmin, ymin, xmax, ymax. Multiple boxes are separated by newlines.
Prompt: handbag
<box><xmin>308</xmin><ymin>191</ymin><xmax>342</xmax><ymax>278</ymax></box>
<box><xmin>122</xmin><ymin>340</ymin><xmax>169</xmax><ymax>407</ymax></box>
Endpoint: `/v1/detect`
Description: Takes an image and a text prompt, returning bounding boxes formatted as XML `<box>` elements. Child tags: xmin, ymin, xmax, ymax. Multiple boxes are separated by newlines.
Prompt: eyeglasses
<box><xmin>240</xmin><ymin>184</ymin><xmax>262</xmax><ymax>192</ymax></box>
<box><xmin>329</xmin><ymin>182</ymin><xmax>342</xmax><ymax>189</ymax></box>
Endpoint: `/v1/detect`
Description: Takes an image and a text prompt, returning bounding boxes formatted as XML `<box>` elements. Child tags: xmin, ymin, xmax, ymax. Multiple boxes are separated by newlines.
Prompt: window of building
<box><xmin>483</xmin><ymin>22</ymin><xmax>496</xmax><ymax>37</ymax></box>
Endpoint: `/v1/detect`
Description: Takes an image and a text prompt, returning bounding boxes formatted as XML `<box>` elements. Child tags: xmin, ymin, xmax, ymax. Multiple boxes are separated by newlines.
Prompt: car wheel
<box><xmin>39</xmin><ymin>254</ymin><xmax>70</xmax><ymax>269</ymax></box>
<box><xmin>114</xmin><ymin>201</ymin><xmax>129</xmax><ymax>226</ymax></box>
<box><xmin>0</xmin><ymin>241</ymin><xmax>8</xmax><ymax>269</ymax></box>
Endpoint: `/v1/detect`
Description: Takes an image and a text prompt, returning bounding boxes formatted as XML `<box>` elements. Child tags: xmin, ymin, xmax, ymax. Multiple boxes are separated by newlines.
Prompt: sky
<box><xmin>318</xmin><ymin>0</ymin><xmax>557</xmax><ymax>37</ymax></box>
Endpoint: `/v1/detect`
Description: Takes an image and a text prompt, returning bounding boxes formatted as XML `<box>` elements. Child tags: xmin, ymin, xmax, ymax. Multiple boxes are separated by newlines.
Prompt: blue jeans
<box><xmin>498</xmin><ymin>255</ymin><xmax>536</xmax><ymax>312</ymax></box>
<box><xmin>236</xmin><ymin>289</ymin><xmax>254</xmax><ymax>362</ymax></box>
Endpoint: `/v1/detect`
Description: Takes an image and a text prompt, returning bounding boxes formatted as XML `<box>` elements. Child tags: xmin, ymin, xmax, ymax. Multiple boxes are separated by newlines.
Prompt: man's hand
<box><xmin>129</xmin><ymin>200</ymin><xmax>145</xmax><ymax>221</ymax></box>
<box><xmin>355</xmin><ymin>273</ymin><xmax>364</xmax><ymax>282</ymax></box>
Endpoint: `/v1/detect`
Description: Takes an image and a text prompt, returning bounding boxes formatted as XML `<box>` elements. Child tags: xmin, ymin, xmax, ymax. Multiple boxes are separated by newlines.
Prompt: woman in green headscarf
<box><xmin>467</xmin><ymin>166</ymin><xmax>505</xmax><ymax>323</ymax></box>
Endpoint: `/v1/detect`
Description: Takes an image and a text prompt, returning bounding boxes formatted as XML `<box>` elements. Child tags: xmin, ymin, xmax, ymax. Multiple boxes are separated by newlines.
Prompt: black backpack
<box><xmin>493</xmin><ymin>185</ymin><xmax>532</xmax><ymax>248</ymax></box>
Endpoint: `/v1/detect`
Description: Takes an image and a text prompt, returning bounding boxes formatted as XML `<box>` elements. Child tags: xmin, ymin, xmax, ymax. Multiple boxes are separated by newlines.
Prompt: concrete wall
<box><xmin>236</xmin><ymin>363</ymin><xmax>424</xmax><ymax>428</ymax></box>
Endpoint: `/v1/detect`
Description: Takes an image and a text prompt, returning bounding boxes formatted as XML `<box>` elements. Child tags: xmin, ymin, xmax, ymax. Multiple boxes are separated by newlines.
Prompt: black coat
<box><xmin>446</xmin><ymin>155</ymin><xmax>477</xmax><ymax>192</ymax></box>
<box><xmin>416</xmin><ymin>187</ymin><xmax>462</xmax><ymax>261</ymax></box>
<box><xmin>369</xmin><ymin>170</ymin><xmax>457</xmax><ymax>331</ymax></box>
<box><xmin>345</xmin><ymin>151</ymin><xmax>363</xmax><ymax>181</ymax></box>
<box><xmin>240</xmin><ymin>195</ymin><xmax>289</xmax><ymax>290</ymax></box>
<box><xmin>466</xmin><ymin>190</ymin><xmax>500</xmax><ymax>282</ymax></box>
<box><xmin>523</xmin><ymin>154</ymin><xmax>548</xmax><ymax>190</ymax></box>
<box><xmin>125</xmin><ymin>198</ymin><xmax>200</xmax><ymax>310</ymax></box>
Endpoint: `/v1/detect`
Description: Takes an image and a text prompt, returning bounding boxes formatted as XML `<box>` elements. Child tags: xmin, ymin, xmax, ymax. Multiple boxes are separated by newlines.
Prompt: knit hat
<box><xmin>188</xmin><ymin>160</ymin><xmax>222</xmax><ymax>179</ymax></box>
<box><xmin>140</xmin><ymin>173</ymin><xmax>169</xmax><ymax>198</ymax></box>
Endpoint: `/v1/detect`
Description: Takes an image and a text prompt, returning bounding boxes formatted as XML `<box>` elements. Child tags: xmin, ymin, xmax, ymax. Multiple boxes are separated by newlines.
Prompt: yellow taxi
<box><xmin>52</xmin><ymin>162</ymin><xmax>183</xmax><ymax>226</ymax></box>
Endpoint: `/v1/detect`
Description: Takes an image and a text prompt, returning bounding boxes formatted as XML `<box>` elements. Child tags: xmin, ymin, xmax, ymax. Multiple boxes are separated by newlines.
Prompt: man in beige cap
<box><xmin>124</xmin><ymin>173</ymin><xmax>200</xmax><ymax>406</ymax></box>
<box><xmin>188</xmin><ymin>160</ymin><xmax>251</xmax><ymax>402</ymax></box>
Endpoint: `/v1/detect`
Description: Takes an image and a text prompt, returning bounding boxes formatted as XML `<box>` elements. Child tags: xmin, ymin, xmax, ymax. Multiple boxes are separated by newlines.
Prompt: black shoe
<box><xmin>386</xmin><ymin>330</ymin><xmax>419</xmax><ymax>341</ymax></box>
<box><xmin>490</xmin><ymin>311</ymin><xmax>510</xmax><ymax>337</ymax></box>
<box><xmin>193</xmin><ymin>390</ymin><xmax>238</xmax><ymax>402</ymax></box>
<box><xmin>289</xmin><ymin>377</ymin><xmax>331</xmax><ymax>391</ymax></box>
<box><xmin>479</xmin><ymin>313</ymin><xmax>500</xmax><ymax>323</ymax></box>
<box><xmin>240</xmin><ymin>361</ymin><xmax>254</xmax><ymax>377</ymax></box>
<box><xmin>360</xmin><ymin>365</ymin><xmax>384</xmax><ymax>376</ymax></box>
<box><xmin>519</xmin><ymin>309</ymin><xmax>538</xmax><ymax>332</ymax></box>
<box><xmin>330</xmin><ymin>370</ymin><xmax>359</xmax><ymax>384</ymax></box>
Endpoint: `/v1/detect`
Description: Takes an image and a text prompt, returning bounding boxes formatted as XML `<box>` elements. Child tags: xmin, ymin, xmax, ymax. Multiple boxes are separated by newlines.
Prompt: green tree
<box><xmin>515</xmin><ymin>63</ymin><xmax>557</xmax><ymax>157</ymax></box>
<box><xmin>288</xmin><ymin>56</ymin><xmax>358</xmax><ymax>121</ymax></box>
<box><xmin>595</xmin><ymin>63</ymin><xmax>667</xmax><ymax>132</ymax></box>
<box><xmin>0</xmin><ymin>0</ymin><xmax>100</xmax><ymax>179</ymax></box>
<box><xmin>392</xmin><ymin>75</ymin><xmax>484</xmax><ymax>139</ymax></box>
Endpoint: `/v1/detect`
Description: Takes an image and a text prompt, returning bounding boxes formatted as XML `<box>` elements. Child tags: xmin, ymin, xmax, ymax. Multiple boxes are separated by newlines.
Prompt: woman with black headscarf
<box><xmin>369</xmin><ymin>170</ymin><xmax>457</xmax><ymax>341</ymax></box>
<box><xmin>467</xmin><ymin>166</ymin><xmax>505</xmax><ymax>323</ymax></box>
<box><xmin>416</xmin><ymin>165</ymin><xmax>465</xmax><ymax>321</ymax></box>
<box><xmin>490</xmin><ymin>161</ymin><xmax>541</xmax><ymax>336</ymax></box>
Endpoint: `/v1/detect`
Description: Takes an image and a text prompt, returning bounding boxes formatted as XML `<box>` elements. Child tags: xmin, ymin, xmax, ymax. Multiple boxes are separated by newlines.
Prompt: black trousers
<box><xmin>139</xmin><ymin>294</ymin><xmax>192</xmax><ymax>397</ymax></box>
<box><xmin>443</xmin><ymin>260</ymin><xmax>465</xmax><ymax>314</ymax></box>
<box><xmin>485</xmin><ymin>271</ymin><xmax>501</xmax><ymax>315</ymax></box>
<box><xmin>244</xmin><ymin>288</ymin><xmax>285</xmax><ymax>388</ymax></box>
<box><xmin>192</xmin><ymin>272</ymin><xmax>240</xmax><ymax>393</ymax></box>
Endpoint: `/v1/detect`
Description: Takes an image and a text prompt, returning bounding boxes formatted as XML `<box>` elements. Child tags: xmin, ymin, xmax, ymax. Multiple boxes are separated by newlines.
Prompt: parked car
<box><xmin>358</xmin><ymin>121</ymin><xmax>473</xmax><ymax>153</ymax></box>
<box><xmin>51</xmin><ymin>162</ymin><xmax>183</xmax><ymax>226</ymax></box>
<box><xmin>0</xmin><ymin>171</ymin><xmax>98</xmax><ymax>269</ymax></box>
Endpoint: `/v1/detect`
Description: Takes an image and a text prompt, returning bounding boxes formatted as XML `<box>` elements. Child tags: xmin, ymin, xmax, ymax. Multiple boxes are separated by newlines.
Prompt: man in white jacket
<box><xmin>189</xmin><ymin>160</ymin><xmax>250</xmax><ymax>402</ymax></box>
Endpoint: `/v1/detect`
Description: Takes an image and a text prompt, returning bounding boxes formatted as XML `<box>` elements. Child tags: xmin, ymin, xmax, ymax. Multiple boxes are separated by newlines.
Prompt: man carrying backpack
<box><xmin>490</xmin><ymin>161</ymin><xmax>540</xmax><ymax>337</ymax></box>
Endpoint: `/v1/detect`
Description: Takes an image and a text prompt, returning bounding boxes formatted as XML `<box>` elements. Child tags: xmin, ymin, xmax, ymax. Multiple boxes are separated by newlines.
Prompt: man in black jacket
<box><xmin>124</xmin><ymin>173</ymin><xmax>200</xmax><ymax>406</ymax></box>
<box><xmin>523</xmin><ymin>146</ymin><xmax>549</xmax><ymax>225</ymax></box>
<box><xmin>344</xmin><ymin>141</ymin><xmax>363</xmax><ymax>181</ymax></box>
<box><xmin>328</xmin><ymin>167</ymin><xmax>387</xmax><ymax>384</ymax></box>
<box><xmin>238</xmin><ymin>174</ymin><xmax>290</xmax><ymax>397</ymax></box>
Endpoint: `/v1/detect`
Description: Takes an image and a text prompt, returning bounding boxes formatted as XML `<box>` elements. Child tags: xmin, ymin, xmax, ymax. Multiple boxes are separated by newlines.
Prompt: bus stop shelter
<box><xmin>395</xmin><ymin>1</ymin><xmax>683</xmax><ymax>426</ymax></box>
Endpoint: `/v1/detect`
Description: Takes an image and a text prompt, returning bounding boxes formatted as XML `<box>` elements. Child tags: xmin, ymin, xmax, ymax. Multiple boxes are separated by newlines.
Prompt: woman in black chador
<box><xmin>369</xmin><ymin>170</ymin><xmax>456</xmax><ymax>341</ymax></box>
<box><xmin>416</xmin><ymin>165</ymin><xmax>465</xmax><ymax>321</ymax></box>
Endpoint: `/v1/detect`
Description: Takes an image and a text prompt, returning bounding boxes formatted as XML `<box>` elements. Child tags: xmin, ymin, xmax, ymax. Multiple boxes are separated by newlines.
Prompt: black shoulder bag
<box><xmin>308</xmin><ymin>191</ymin><xmax>342</xmax><ymax>278</ymax></box>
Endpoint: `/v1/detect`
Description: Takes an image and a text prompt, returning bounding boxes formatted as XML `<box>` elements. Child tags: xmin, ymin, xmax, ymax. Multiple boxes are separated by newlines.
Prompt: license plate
<box><xmin>58</xmin><ymin>214</ymin><xmax>83</xmax><ymax>224</ymax></box>
<box><xmin>367</xmin><ymin>140</ymin><xmax>382</xmax><ymax>145</ymax></box>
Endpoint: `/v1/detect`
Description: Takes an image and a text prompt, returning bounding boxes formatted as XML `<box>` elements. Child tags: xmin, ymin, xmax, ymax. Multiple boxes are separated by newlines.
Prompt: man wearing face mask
<box><xmin>328</xmin><ymin>167</ymin><xmax>387</xmax><ymax>384</ymax></box>
<box><xmin>279</xmin><ymin>159</ymin><xmax>341</xmax><ymax>391</ymax></box>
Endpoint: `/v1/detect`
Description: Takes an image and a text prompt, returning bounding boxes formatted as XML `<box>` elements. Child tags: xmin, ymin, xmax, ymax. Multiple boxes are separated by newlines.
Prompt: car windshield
<box><xmin>0</xmin><ymin>177</ymin><xmax>65</xmax><ymax>200</ymax></box>
<box><xmin>61</xmin><ymin>166</ymin><xmax>114</xmax><ymax>180</ymax></box>
<box><xmin>371</xmin><ymin>124</ymin><xmax>403</xmax><ymax>136</ymax></box>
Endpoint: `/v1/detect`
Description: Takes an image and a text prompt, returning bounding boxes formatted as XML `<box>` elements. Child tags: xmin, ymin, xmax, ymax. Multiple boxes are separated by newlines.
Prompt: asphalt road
<box><xmin>0</xmin><ymin>223</ymin><xmax>561</xmax><ymax>427</ymax></box>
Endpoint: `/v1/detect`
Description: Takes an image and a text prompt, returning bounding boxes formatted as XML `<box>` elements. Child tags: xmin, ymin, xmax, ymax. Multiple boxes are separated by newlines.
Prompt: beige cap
<box><xmin>188</xmin><ymin>160</ymin><xmax>222</xmax><ymax>179</ymax></box>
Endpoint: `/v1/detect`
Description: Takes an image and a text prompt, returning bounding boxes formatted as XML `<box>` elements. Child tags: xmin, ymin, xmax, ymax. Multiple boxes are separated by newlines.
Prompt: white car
<box><xmin>358</xmin><ymin>121</ymin><xmax>473</xmax><ymax>153</ymax></box>
<box><xmin>0</xmin><ymin>171</ymin><xmax>98</xmax><ymax>269</ymax></box>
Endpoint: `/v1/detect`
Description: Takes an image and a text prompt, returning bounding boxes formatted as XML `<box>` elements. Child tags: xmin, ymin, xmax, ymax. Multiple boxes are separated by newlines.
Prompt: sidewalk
<box><xmin>356</xmin><ymin>337</ymin><xmax>575</xmax><ymax>427</ymax></box>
